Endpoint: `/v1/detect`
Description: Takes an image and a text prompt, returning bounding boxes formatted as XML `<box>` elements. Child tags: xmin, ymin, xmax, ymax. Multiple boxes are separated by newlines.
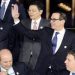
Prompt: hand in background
<box><xmin>11</xmin><ymin>4</ymin><xmax>20</xmax><ymax>22</ymax></box>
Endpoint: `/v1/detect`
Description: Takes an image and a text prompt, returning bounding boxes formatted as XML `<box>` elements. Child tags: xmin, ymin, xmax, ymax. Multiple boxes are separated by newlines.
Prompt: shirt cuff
<box><xmin>14</xmin><ymin>19</ymin><xmax>20</xmax><ymax>25</ymax></box>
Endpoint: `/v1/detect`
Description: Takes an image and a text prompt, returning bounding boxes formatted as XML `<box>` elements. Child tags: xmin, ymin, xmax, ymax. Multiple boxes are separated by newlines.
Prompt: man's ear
<box><xmin>63</xmin><ymin>20</ymin><xmax>65</xmax><ymax>24</ymax></box>
<box><xmin>40</xmin><ymin>10</ymin><xmax>43</xmax><ymax>14</ymax></box>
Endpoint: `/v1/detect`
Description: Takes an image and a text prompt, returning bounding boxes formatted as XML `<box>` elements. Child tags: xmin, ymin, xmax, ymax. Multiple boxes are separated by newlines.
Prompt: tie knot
<box><xmin>72</xmin><ymin>73</ymin><xmax>75</xmax><ymax>75</ymax></box>
<box><xmin>34</xmin><ymin>21</ymin><xmax>37</xmax><ymax>25</ymax></box>
<box><xmin>33</xmin><ymin>21</ymin><xmax>37</xmax><ymax>30</ymax></box>
<box><xmin>55</xmin><ymin>32</ymin><xmax>59</xmax><ymax>36</ymax></box>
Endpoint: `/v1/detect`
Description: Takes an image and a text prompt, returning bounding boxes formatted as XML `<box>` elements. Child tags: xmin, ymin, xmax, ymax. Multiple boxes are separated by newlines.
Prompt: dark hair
<box><xmin>50</xmin><ymin>12</ymin><xmax>67</xmax><ymax>21</ymax></box>
<box><xmin>29</xmin><ymin>1</ymin><xmax>44</xmax><ymax>10</ymax></box>
<box><xmin>67</xmin><ymin>50</ymin><xmax>75</xmax><ymax>58</ymax></box>
<box><xmin>16</xmin><ymin>0</ymin><xmax>24</xmax><ymax>4</ymax></box>
<box><xmin>59</xmin><ymin>12</ymin><xmax>67</xmax><ymax>21</ymax></box>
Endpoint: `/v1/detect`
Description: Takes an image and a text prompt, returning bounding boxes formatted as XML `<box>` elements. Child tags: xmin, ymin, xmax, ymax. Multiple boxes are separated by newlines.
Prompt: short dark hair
<box><xmin>29</xmin><ymin>1</ymin><xmax>44</xmax><ymax>10</ymax></box>
<box><xmin>59</xmin><ymin>12</ymin><xmax>67</xmax><ymax>21</ymax></box>
<box><xmin>67</xmin><ymin>50</ymin><xmax>75</xmax><ymax>59</ymax></box>
<box><xmin>51</xmin><ymin>12</ymin><xmax>67</xmax><ymax>21</ymax></box>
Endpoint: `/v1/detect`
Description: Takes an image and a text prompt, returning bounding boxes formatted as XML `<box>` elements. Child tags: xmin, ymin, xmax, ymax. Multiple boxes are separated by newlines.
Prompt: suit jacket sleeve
<box><xmin>14</xmin><ymin>22</ymin><xmax>43</xmax><ymax>40</ymax></box>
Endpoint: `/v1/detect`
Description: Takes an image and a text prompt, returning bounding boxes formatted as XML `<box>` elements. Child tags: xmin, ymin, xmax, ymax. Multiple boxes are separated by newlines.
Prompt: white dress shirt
<box><xmin>70</xmin><ymin>72</ymin><xmax>72</xmax><ymax>75</ymax></box>
<box><xmin>0</xmin><ymin>65</ymin><xmax>15</xmax><ymax>75</ymax></box>
<box><xmin>52</xmin><ymin>28</ymin><xmax>66</xmax><ymax>54</ymax></box>
<box><xmin>1</xmin><ymin>0</ymin><xmax>10</xmax><ymax>18</ymax></box>
<box><xmin>70</xmin><ymin>72</ymin><xmax>75</xmax><ymax>75</ymax></box>
<box><xmin>31</xmin><ymin>17</ymin><xmax>41</xmax><ymax>30</ymax></box>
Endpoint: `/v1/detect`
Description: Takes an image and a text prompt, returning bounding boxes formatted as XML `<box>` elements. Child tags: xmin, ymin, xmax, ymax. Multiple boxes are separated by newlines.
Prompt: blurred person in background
<box><xmin>0</xmin><ymin>48</ymin><xmax>28</xmax><ymax>75</ymax></box>
<box><xmin>65</xmin><ymin>50</ymin><xmax>75</xmax><ymax>75</ymax></box>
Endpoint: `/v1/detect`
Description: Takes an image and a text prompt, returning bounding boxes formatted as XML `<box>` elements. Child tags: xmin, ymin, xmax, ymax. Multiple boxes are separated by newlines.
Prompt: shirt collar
<box><xmin>0</xmin><ymin>65</ymin><xmax>15</xmax><ymax>75</ymax></box>
<box><xmin>32</xmin><ymin>17</ymin><xmax>41</xmax><ymax>24</ymax></box>
<box><xmin>0</xmin><ymin>66</ymin><xmax>7</xmax><ymax>72</ymax></box>
<box><xmin>54</xmin><ymin>28</ymin><xmax>65</xmax><ymax>35</ymax></box>
<box><xmin>70</xmin><ymin>72</ymin><xmax>75</xmax><ymax>75</ymax></box>
<box><xmin>8</xmin><ymin>67</ymin><xmax>15</xmax><ymax>75</ymax></box>
<box><xmin>70</xmin><ymin>71</ymin><xmax>75</xmax><ymax>73</ymax></box>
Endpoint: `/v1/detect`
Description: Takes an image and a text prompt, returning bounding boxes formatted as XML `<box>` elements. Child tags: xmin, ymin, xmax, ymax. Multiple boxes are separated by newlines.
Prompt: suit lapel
<box><xmin>13</xmin><ymin>66</ymin><xmax>20</xmax><ymax>75</ymax></box>
<box><xmin>25</xmin><ymin>20</ymin><xmax>31</xmax><ymax>29</ymax></box>
<box><xmin>47</xmin><ymin>28</ymin><xmax>53</xmax><ymax>54</ymax></box>
<box><xmin>39</xmin><ymin>18</ymin><xmax>43</xmax><ymax>29</ymax></box>
<box><xmin>28</xmin><ymin>20</ymin><xmax>31</xmax><ymax>29</ymax></box>
<box><xmin>21</xmin><ymin>19</ymin><xmax>31</xmax><ymax>29</ymax></box>
<box><xmin>56</xmin><ymin>30</ymin><xmax>69</xmax><ymax>53</ymax></box>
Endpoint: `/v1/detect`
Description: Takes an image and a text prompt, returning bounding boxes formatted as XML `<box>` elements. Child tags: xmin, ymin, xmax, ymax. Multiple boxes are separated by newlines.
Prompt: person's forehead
<box><xmin>67</xmin><ymin>54</ymin><xmax>75</xmax><ymax>60</ymax></box>
<box><xmin>29</xmin><ymin>5</ymin><xmax>38</xmax><ymax>9</ymax></box>
<box><xmin>51</xmin><ymin>13</ymin><xmax>60</xmax><ymax>18</ymax></box>
<box><xmin>1</xmin><ymin>54</ymin><xmax>12</xmax><ymax>60</ymax></box>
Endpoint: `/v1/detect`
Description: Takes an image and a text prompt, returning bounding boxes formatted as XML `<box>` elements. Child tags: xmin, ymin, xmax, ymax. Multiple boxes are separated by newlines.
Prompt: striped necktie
<box><xmin>52</xmin><ymin>32</ymin><xmax>59</xmax><ymax>54</ymax></box>
<box><xmin>72</xmin><ymin>73</ymin><xmax>75</xmax><ymax>75</ymax></box>
<box><xmin>33</xmin><ymin>21</ymin><xmax>37</xmax><ymax>30</ymax></box>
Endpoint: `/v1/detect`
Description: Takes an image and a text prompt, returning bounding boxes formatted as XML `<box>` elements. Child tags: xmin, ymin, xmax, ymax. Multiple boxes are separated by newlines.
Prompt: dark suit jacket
<box><xmin>14</xmin><ymin>22</ymin><xmax>75</xmax><ymax>75</ymax></box>
<box><xmin>13</xmin><ymin>62</ymin><xmax>28</xmax><ymax>75</ymax></box>
<box><xmin>48</xmin><ymin>30</ymin><xmax>75</xmax><ymax>75</ymax></box>
<box><xmin>0</xmin><ymin>22</ymin><xmax>11</xmax><ymax>50</ymax></box>
<box><xmin>0</xmin><ymin>0</ymin><xmax>26</xmax><ymax>24</ymax></box>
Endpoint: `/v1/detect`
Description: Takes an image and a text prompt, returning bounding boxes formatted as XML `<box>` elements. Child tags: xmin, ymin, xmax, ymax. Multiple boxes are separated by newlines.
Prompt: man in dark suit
<box><xmin>0</xmin><ymin>49</ymin><xmax>28</xmax><ymax>75</ymax></box>
<box><xmin>23</xmin><ymin>11</ymin><xmax>75</xmax><ymax>75</ymax></box>
<box><xmin>65</xmin><ymin>50</ymin><xmax>75</xmax><ymax>75</ymax></box>
<box><xmin>46</xmin><ymin>12</ymin><xmax>75</xmax><ymax>75</ymax></box>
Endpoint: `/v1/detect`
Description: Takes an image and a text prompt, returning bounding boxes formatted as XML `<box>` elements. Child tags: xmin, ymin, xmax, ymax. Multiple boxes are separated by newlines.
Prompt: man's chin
<box><xmin>5</xmin><ymin>66</ymin><xmax>11</xmax><ymax>70</ymax></box>
<box><xmin>66</xmin><ymin>68</ymin><xmax>71</xmax><ymax>72</ymax></box>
